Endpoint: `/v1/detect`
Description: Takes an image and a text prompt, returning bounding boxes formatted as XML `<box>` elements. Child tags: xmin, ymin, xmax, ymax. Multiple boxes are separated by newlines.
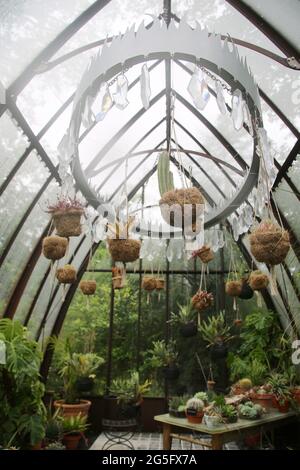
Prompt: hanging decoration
<box><xmin>107</xmin><ymin>218</ymin><xmax>141</xmax><ymax>263</ymax></box>
<box><xmin>238</xmin><ymin>276</ymin><xmax>254</xmax><ymax>300</ymax></box>
<box><xmin>56</xmin><ymin>265</ymin><xmax>77</xmax><ymax>284</ymax></box>
<box><xmin>215</xmin><ymin>81</ymin><xmax>227</xmax><ymax>115</ymax></box>
<box><xmin>249</xmin><ymin>220</ymin><xmax>290</xmax><ymax>266</ymax></box>
<box><xmin>248</xmin><ymin>270</ymin><xmax>269</xmax><ymax>291</ymax></box>
<box><xmin>188</xmin><ymin>66</ymin><xmax>210</xmax><ymax>110</ymax></box>
<box><xmin>42</xmin><ymin>236</ymin><xmax>68</xmax><ymax>261</ymax></box>
<box><xmin>140</xmin><ymin>63</ymin><xmax>151</xmax><ymax>109</ymax></box>
<box><xmin>46</xmin><ymin>196</ymin><xmax>85</xmax><ymax>238</ymax></box>
<box><xmin>94</xmin><ymin>82</ymin><xmax>113</xmax><ymax>122</ymax></box>
<box><xmin>79</xmin><ymin>280</ymin><xmax>97</xmax><ymax>295</ymax></box>
<box><xmin>113</xmin><ymin>73</ymin><xmax>129</xmax><ymax>110</ymax></box>
<box><xmin>231</xmin><ymin>89</ymin><xmax>244</xmax><ymax>131</ymax></box>
<box><xmin>112</xmin><ymin>266</ymin><xmax>125</xmax><ymax>289</ymax></box>
<box><xmin>192</xmin><ymin>245</ymin><xmax>214</xmax><ymax>264</ymax></box>
<box><xmin>191</xmin><ymin>290</ymin><xmax>214</xmax><ymax>312</ymax></box>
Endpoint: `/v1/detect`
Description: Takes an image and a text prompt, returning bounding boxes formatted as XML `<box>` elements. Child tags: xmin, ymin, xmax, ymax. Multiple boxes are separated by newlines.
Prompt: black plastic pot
<box><xmin>238</xmin><ymin>280</ymin><xmax>254</xmax><ymax>299</ymax></box>
<box><xmin>76</xmin><ymin>377</ymin><xmax>94</xmax><ymax>393</ymax></box>
<box><xmin>162</xmin><ymin>365</ymin><xmax>180</xmax><ymax>381</ymax></box>
<box><xmin>169</xmin><ymin>408</ymin><xmax>186</xmax><ymax>418</ymax></box>
<box><xmin>179</xmin><ymin>321</ymin><xmax>197</xmax><ymax>338</ymax></box>
<box><xmin>210</xmin><ymin>342</ymin><xmax>228</xmax><ymax>361</ymax></box>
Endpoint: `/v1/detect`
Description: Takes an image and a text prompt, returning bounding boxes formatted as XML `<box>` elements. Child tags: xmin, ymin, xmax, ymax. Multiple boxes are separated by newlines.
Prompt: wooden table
<box><xmin>154</xmin><ymin>411</ymin><xmax>296</xmax><ymax>450</ymax></box>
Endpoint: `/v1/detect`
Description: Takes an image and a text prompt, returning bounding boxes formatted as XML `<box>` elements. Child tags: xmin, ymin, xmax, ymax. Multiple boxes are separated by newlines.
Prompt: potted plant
<box><xmin>185</xmin><ymin>397</ymin><xmax>205</xmax><ymax>424</ymax></box>
<box><xmin>199</xmin><ymin>313</ymin><xmax>234</xmax><ymax>360</ymax></box>
<box><xmin>203</xmin><ymin>407</ymin><xmax>222</xmax><ymax>428</ymax></box>
<box><xmin>47</xmin><ymin>196</ymin><xmax>85</xmax><ymax>238</ymax></box>
<box><xmin>0</xmin><ymin>319</ymin><xmax>46</xmax><ymax>450</ymax></box>
<box><xmin>142</xmin><ymin>277</ymin><xmax>157</xmax><ymax>292</ymax></box>
<box><xmin>267</xmin><ymin>373</ymin><xmax>291</xmax><ymax>413</ymax></box>
<box><xmin>192</xmin><ymin>245</ymin><xmax>214</xmax><ymax>264</ymax></box>
<box><xmin>248</xmin><ymin>271</ymin><xmax>269</xmax><ymax>291</ymax></box>
<box><xmin>193</xmin><ymin>391</ymin><xmax>209</xmax><ymax>406</ymax></box>
<box><xmin>206</xmin><ymin>395</ymin><xmax>238</xmax><ymax>426</ymax></box>
<box><xmin>44</xmin><ymin>441</ymin><xmax>66</xmax><ymax>450</ymax></box>
<box><xmin>148</xmin><ymin>339</ymin><xmax>179</xmax><ymax>380</ymax></box>
<box><xmin>169</xmin><ymin>301</ymin><xmax>197</xmax><ymax>337</ymax></box>
<box><xmin>231</xmin><ymin>378</ymin><xmax>253</xmax><ymax>395</ymax></box>
<box><xmin>168</xmin><ymin>396</ymin><xmax>189</xmax><ymax>418</ymax></box>
<box><xmin>238</xmin><ymin>401</ymin><xmax>264</xmax><ymax>420</ymax></box>
<box><xmin>62</xmin><ymin>414</ymin><xmax>89</xmax><ymax>450</ymax></box>
<box><xmin>42</xmin><ymin>236</ymin><xmax>68</xmax><ymax>261</ymax></box>
<box><xmin>53</xmin><ymin>341</ymin><xmax>104</xmax><ymax>417</ymax></box>
<box><xmin>191</xmin><ymin>290</ymin><xmax>214</xmax><ymax>312</ymax></box>
<box><xmin>225</xmin><ymin>272</ymin><xmax>243</xmax><ymax>297</ymax></box>
<box><xmin>238</xmin><ymin>276</ymin><xmax>254</xmax><ymax>300</ymax></box>
<box><xmin>109</xmin><ymin>371</ymin><xmax>151</xmax><ymax>419</ymax></box>
<box><xmin>45</xmin><ymin>408</ymin><xmax>63</xmax><ymax>446</ymax></box>
<box><xmin>250</xmin><ymin>384</ymin><xmax>273</xmax><ymax>411</ymax></box>
<box><xmin>107</xmin><ymin>218</ymin><xmax>141</xmax><ymax>263</ymax></box>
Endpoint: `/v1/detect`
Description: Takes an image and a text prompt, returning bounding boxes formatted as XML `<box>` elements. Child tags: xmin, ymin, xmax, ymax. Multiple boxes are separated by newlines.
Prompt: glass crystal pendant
<box><xmin>188</xmin><ymin>67</ymin><xmax>210</xmax><ymax>110</ymax></box>
<box><xmin>94</xmin><ymin>83</ymin><xmax>113</xmax><ymax>121</ymax></box>
<box><xmin>82</xmin><ymin>95</ymin><xmax>95</xmax><ymax>129</ymax></box>
<box><xmin>113</xmin><ymin>74</ymin><xmax>129</xmax><ymax>110</ymax></box>
<box><xmin>140</xmin><ymin>63</ymin><xmax>151</xmax><ymax>110</ymax></box>
<box><xmin>231</xmin><ymin>89</ymin><xmax>244</xmax><ymax>131</ymax></box>
<box><xmin>215</xmin><ymin>81</ymin><xmax>227</xmax><ymax>115</ymax></box>
<box><xmin>242</xmin><ymin>101</ymin><xmax>254</xmax><ymax>136</ymax></box>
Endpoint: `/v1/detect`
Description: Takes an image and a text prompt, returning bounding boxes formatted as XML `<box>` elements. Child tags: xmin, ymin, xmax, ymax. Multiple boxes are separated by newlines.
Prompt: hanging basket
<box><xmin>159</xmin><ymin>187</ymin><xmax>204</xmax><ymax>228</ymax></box>
<box><xmin>225</xmin><ymin>280</ymin><xmax>242</xmax><ymax>297</ymax></box>
<box><xmin>155</xmin><ymin>278</ymin><xmax>165</xmax><ymax>290</ymax></box>
<box><xmin>191</xmin><ymin>290</ymin><xmax>214</xmax><ymax>311</ymax></box>
<box><xmin>42</xmin><ymin>236</ymin><xmax>68</xmax><ymax>260</ymax></box>
<box><xmin>52</xmin><ymin>209</ymin><xmax>84</xmax><ymax>237</ymax></box>
<box><xmin>193</xmin><ymin>245</ymin><xmax>214</xmax><ymax>263</ymax></box>
<box><xmin>79</xmin><ymin>280</ymin><xmax>97</xmax><ymax>295</ymax></box>
<box><xmin>107</xmin><ymin>238</ymin><xmax>141</xmax><ymax>263</ymax></box>
<box><xmin>112</xmin><ymin>267</ymin><xmax>125</xmax><ymax>289</ymax></box>
<box><xmin>238</xmin><ymin>278</ymin><xmax>254</xmax><ymax>299</ymax></box>
<box><xmin>249</xmin><ymin>220</ymin><xmax>290</xmax><ymax>265</ymax></box>
<box><xmin>142</xmin><ymin>277</ymin><xmax>157</xmax><ymax>291</ymax></box>
<box><xmin>248</xmin><ymin>270</ymin><xmax>269</xmax><ymax>291</ymax></box>
<box><xmin>56</xmin><ymin>265</ymin><xmax>77</xmax><ymax>284</ymax></box>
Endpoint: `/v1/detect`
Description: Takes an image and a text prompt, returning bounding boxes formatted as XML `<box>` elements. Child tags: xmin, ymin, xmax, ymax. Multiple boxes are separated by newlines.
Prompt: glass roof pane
<box><xmin>273</xmin><ymin>179</ymin><xmax>300</xmax><ymax>240</ymax></box>
<box><xmin>287</xmin><ymin>155</ymin><xmax>300</xmax><ymax>192</ymax></box>
<box><xmin>0</xmin><ymin>151</ymin><xmax>50</xmax><ymax>257</ymax></box>
<box><xmin>0</xmin><ymin>0</ymin><xmax>94</xmax><ymax>86</ymax></box>
<box><xmin>0</xmin><ymin>112</ymin><xmax>29</xmax><ymax>185</ymax></box>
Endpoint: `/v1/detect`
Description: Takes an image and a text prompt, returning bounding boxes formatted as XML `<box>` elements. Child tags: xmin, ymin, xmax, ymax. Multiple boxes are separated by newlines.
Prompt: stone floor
<box><xmin>90</xmin><ymin>432</ymin><xmax>239</xmax><ymax>450</ymax></box>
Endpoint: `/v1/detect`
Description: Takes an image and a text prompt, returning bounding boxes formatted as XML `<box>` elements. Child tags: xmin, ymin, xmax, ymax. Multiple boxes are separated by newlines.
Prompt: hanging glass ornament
<box><xmin>166</xmin><ymin>240</ymin><xmax>174</xmax><ymax>262</ymax></box>
<box><xmin>217</xmin><ymin>229</ymin><xmax>225</xmax><ymax>248</ymax></box>
<box><xmin>232</xmin><ymin>215</ymin><xmax>239</xmax><ymax>241</ymax></box>
<box><xmin>188</xmin><ymin>67</ymin><xmax>210</xmax><ymax>110</ymax></box>
<box><xmin>231</xmin><ymin>89</ymin><xmax>244</xmax><ymax>131</ymax></box>
<box><xmin>258</xmin><ymin>128</ymin><xmax>274</xmax><ymax>177</ymax></box>
<box><xmin>244</xmin><ymin>204</ymin><xmax>253</xmax><ymax>227</ymax></box>
<box><xmin>113</xmin><ymin>74</ymin><xmax>129</xmax><ymax>110</ymax></box>
<box><xmin>242</xmin><ymin>101</ymin><xmax>254</xmax><ymax>136</ymax></box>
<box><xmin>140</xmin><ymin>63</ymin><xmax>151</xmax><ymax>110</ymax></box>
<box><xmin>211</xmin><ymin>229</ymin><xmax>219</xmax><ymax>252</ymax></box>
<box><xmin>82</xmin><ymin>95</ymin><xmax>95</xmax><ymax>129</ymax></box>
<box><xmin>93</xmin><ymin>217</ymin><xmax>108</xmax><ymax>242</ymax></box>
<box><xmin>215</xmin><ymin>81</ymin><xmax>227</xmax><ymax>115</ymax></box>
<box><xmin>94</xmin><ymin>83</ymin><xmax>113</xmax><ymax>121</ymax></box>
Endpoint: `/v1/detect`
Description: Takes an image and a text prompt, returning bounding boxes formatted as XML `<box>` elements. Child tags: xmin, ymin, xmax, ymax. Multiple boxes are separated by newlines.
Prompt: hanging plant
<box><xmin>192</xmin><ymin>245</ymin><xmax>214</xmax><ymax>264</ymax></box>
<box><xmin>42</xmin><ymin>236</ymin><xmax>68</xmax><ymax>260</ymax></box>
<box><xmin>249</xmin><ymin>220</ymin><xmax>290</xmax><ymax>266</ymax></box>
<box><xmin>155</xmin><ymin>278</ymin><xmax>165</xmax><ymax>290</ymax></box>
<box><xmin>142</xmin><ymin>277</ymin><xmax>157</xmax><ymax>292</ymax></box>
<box><xmin>112</xmin><ymin>267</ymin><xmax>125</xmax><ymax>289</ymax></box>
<box><xmin>56</xmin><ymin>265</ymin><xmax>77</xmax><ymax>284</ymax></box>
<box><xmin>191</xmin><ymin>290</ymin><xmax>214</xmax><ymax>311</ymax></box>
<box><xmin>107</xmin><ymin>218</ymin><xmax>141</xmax><ymax>263</ymax></box>
<box><xmin>79</xmin><ymin>280</ymin><xmax>97</xmax><ymax>295</ymax></box>
<box><xmin>238</xmin><ymin>276</ymin><xmax>254</xmax><ymax>300</ymax></box>
<box><xmin>225</xmin><ymin>279</ymin><xmax>242</xmax><ymax>297</ymax></box>
<box><xmin>47</xmin><ymin>196</ymin><xmax>85</xmax><ymax>238</ymax></box>
<box><xmin>248</xmin><ymin>270</ymin><xmax>269</xmax><ymax>291</ymax></box>
<box><xmin>157</xmin><ymin>152</ymin><xmax>204</xmax><ymax>230</ymax></box>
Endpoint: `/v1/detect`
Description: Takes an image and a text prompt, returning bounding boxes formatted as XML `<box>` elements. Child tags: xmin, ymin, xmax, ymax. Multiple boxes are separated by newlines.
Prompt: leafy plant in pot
<box><xmin>62</xmin><ymin>414</ymin><xmax>89</xmax><ymax>450</ymax></box>
<box><xmin>169</xmin><ymin>301</ymin><xmax>197</xmax><ymax>337</ymax></box>
<box><xmin>109</xmin><ymin>371</ymin><xmax>151</xmax><ymax>419</ymax></box>
<box><xmin>199</xmin><ymin>313</ymin><xmax>234</xmax><ymax>360</ymax></box>
<box><xmin>238</xmin><ymin>401</ymin><xmax>264</xmax><ymax>420</ymax></box>
<box><xmin>185</xmin><ymin>397</ymin><xmax>204</xmax><ymax>424</ymax></box>
<box><xmin>250</xmin><ymin>383</ymin><xmax>273</xmax><ymax>411</ymax></box>
<box><xmin>148</xmin><ymin>339</ymin><xmax>179</xmax><ymax>381</ymax></box>
<box><xmin>267</xmin><ymin>373</ymin><xmax>292</xmax><ymax>413</ymax></box>
<box><xmin>168</xmin><ymin>396</ymin><xmax>189</xmax><ymax>418</ymax></box>
<box><xmin>0</xmin><ymin>319</ymin><xmax>46</xmax><ymax>449</ymax></box>
<box><xmin>47</xmin><ymin>196</ymin><xmax>85</xmax><ymax>238</ymax></box>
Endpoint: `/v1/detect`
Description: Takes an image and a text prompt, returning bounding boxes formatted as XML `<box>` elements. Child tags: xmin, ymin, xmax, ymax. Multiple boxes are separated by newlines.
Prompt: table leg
<box><xmin>211</xmin><ymin>434</ymin><xmax>223</xmax><ymax>450</ymax></box>
<box><xmin>162</xmin><ymin>423</ymin><xmax>172</xmax><ymax>450</ymax></box>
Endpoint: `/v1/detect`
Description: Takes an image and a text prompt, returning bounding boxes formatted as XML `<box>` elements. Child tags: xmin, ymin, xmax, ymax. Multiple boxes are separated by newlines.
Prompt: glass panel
<box><xmin>0</xmin><ymin>151</ymin><xmax>50</xmax><ymax>257</ymax></box>
<box><xmin>0</xmin><ymin>112</ymin><xmax>29</xmax><ymax>185</ymax></box>
<box><xmin>287</xmin><ymin>155</ymin><xmax>300</xmax><ymax>192</ymax></box>
<box><xmin>273</xmin><ymin>180</ymin><xmax>300</xmax><ymax>240</ymax></box>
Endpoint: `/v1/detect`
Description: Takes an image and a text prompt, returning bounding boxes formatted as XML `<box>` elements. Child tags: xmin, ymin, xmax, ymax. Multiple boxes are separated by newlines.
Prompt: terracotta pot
<box><xmin>186</xmin><ymin>409</ymin><xmax>204</xmax><ymax>424</ymax></box>
<box><xmin>292</xmin><ymin>388</ymin><xmax>300</xmax><ymax>405</ymax></box>
<box><xmin>272</xmin><ymin>396</ymin><xmax>290</xmax><ymax>413</ymax></box>
<box><xmin>63</xmin><ymin>433</ymin><xmax>81</xmax><ymax>450</ymax></box>
<box><xmin>54</xmin><ymin>399</ymin><xmax>91</xmax><ymax>418</ymax></box>
<box><xmin>251</xmin><ymin>393</ymin><xmax>273</xmax><ymax>411</ymax></box>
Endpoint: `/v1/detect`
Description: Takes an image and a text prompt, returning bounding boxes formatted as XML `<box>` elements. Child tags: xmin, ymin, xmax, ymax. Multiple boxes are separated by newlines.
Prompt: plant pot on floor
<box><xmin>179</xmin><ymin>321</ymin><xmax>197</xmax><ymax>338</ymax></box>
<box><xmin>63</xmin><ymin>433</ymin><xmax>82</xmax><ymax>450</ymax></box>
<box><xmin>162</xmin><ymin>365</ymin><xmax>179</xmax><ymax>381</ymax></box>
<box><xmin>54</xmin><ymin>399</ymin><xmax>91</xmax><ymax>418</ymax></box>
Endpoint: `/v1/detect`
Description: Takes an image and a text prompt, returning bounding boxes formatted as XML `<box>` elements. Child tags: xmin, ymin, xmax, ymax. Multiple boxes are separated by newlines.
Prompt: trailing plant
<box><xmin>0</xmin><ymin>319</ymin><xmax>46</xmax><ymax>448</ymax></box>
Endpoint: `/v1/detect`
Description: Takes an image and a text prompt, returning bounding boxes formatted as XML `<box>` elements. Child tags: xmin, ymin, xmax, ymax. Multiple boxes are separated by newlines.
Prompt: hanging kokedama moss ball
<box><xmin>248</xmin><ymin>270</ymin><xmax>269</xmax><ymax>291</ymax></box>
<box><xmin>56</xmin><ymin>265</ymin><xmax>77</xmax><ymax>284</ymax></box>
<box><xmin>193</xmin><ymin>245</ymin><xmax>214</xmax><ymax>263</ymax></box>
<box><xmin>108</xmin><ymin>238</ymin><xmax>141</xmax><ymax>263</ymax></box>
<box><xmin>142</xmin><ymin>277</ymin><xmax>157</xmax><ymax>291</ymax></box>
<box><xmin>79</xmin><ymin>280</ymin><xmax>97</xmax><ymax>295</ymax></box>
<box><xmin>159</xmin><ymin>187</ymin><xmax>204</xmax><ymax>228</ymax></box>
<box><xmin>238</xmin><ymin>277</ymin><xmax>254</xmax><ymax>299</ymax></box>
<box><xmin>249</xmin><ymin>220</ymin><xmax>290</xmax><ymax>265</ymax></box>
<box><xmin>191</xmin><ymin>290</ymin><xmax>214</xmax><ymax>311</ymax></box>
<box><xmin>225</xmin><ymin>280</ymin><xmax>242</xmax><ymax>297</ymax></box>
<box><xmin>42</xmin><ymin>236</ymin><xmax>68</xmax><ymax>260</ymax></box>
<box><xmin>53</xmin><ymin>209</ymin><xmax>84</xmax><ymax>238</ymax></box>
<box><xmin>155</xmin><ymin>278</ymin><xmax>165</xmax><ymax>290</ymax></box>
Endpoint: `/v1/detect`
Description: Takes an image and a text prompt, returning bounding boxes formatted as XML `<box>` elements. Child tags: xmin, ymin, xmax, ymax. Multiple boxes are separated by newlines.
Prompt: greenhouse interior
<box><xmin>0</xmin><ymin>0</ymin><xmax>300</xmax><ymax>454</ymax></box>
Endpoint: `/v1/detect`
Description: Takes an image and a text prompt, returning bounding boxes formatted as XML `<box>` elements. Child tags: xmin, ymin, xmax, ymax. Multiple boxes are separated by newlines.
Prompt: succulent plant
<box><xmin>186</xmin><ymin>397</ymin><xmax>204</xmax><ymax>412</ymax></box>
<box><xmin>238</xmin><ymin>401</ymin><xmax>264</xmax><ymax>419</ymax></box>
<box><xmin>237</xmin><ymin>378</ymin><xmax>253</xmax><ymax>391</ymax></box>
<box><xmin>194</xmin><ymin>391</ymin><xmax>209</xmax><ymax>404</ymax></box>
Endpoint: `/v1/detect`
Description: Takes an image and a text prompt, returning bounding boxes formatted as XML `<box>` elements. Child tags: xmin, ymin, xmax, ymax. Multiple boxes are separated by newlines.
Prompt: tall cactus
<box><xmin>157</xmin><ymin>151</ymin><xmax>174</xmax><ymax>197</ymax></box>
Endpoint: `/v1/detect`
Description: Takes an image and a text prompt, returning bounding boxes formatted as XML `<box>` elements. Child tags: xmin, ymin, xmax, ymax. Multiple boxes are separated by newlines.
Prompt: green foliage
<box><xmin>199</xmin><ymin>313</ymin><xmax>233</xmax><ymax>346</ymax></box>
<box><xmin>267</xmin><ymin>372</ymin><xmax>292</xmax><ymax>404</ymax></box>
<box><xmin>238</xmin><ymin>401</ymin><xmax>264</xmax><ymax>419</ymax></box>
<box><xmin>227</xmin><ymin>355</ymin><xmax>268</xmax><ymax>386</ymax></box>
<box><xmin>169</xmin><ymin>301</ymin><xmax>196</xmax><ymax>325</ymax></box>
<box><xmin>109</xmin><ymin>371</ymin><xmax>151</xmax><ymax>405</ymax></box>
<box><xmin>147</xmin><ymin>339</ymin><xmax>178</xmax><ymax>368</ymax></box>
<box><xmin>168</xmin><ymin>395</ymin><xmax>190</xmax><ymax>411</ymax></box>
<box><xmin>193</xmin><ymin>391</ymin><xmax>209</xmax><ymax>403</ymax></box>
<box><xmin>0</xmin><ymin>319</ymin><xmax>46</xmax><ymax>448</ymax></box>
<box><xmin>62</xmin><ymin>414</ymin><xmax>89</xmax><ymax>435</ymax></box>
<box><xmin>157</xmin><ymin>151</ymin><xmax>174</xmax><ymax>197</ymax></box>
<box><xmin>186</xmin><ymin>397</ymin><xmax>204</xmax><ymax>411</ymax></box>
<box><xmin>213</xmin><ymin>395</ymin><xmax>238</xmax><ymax>422</ymax></box>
